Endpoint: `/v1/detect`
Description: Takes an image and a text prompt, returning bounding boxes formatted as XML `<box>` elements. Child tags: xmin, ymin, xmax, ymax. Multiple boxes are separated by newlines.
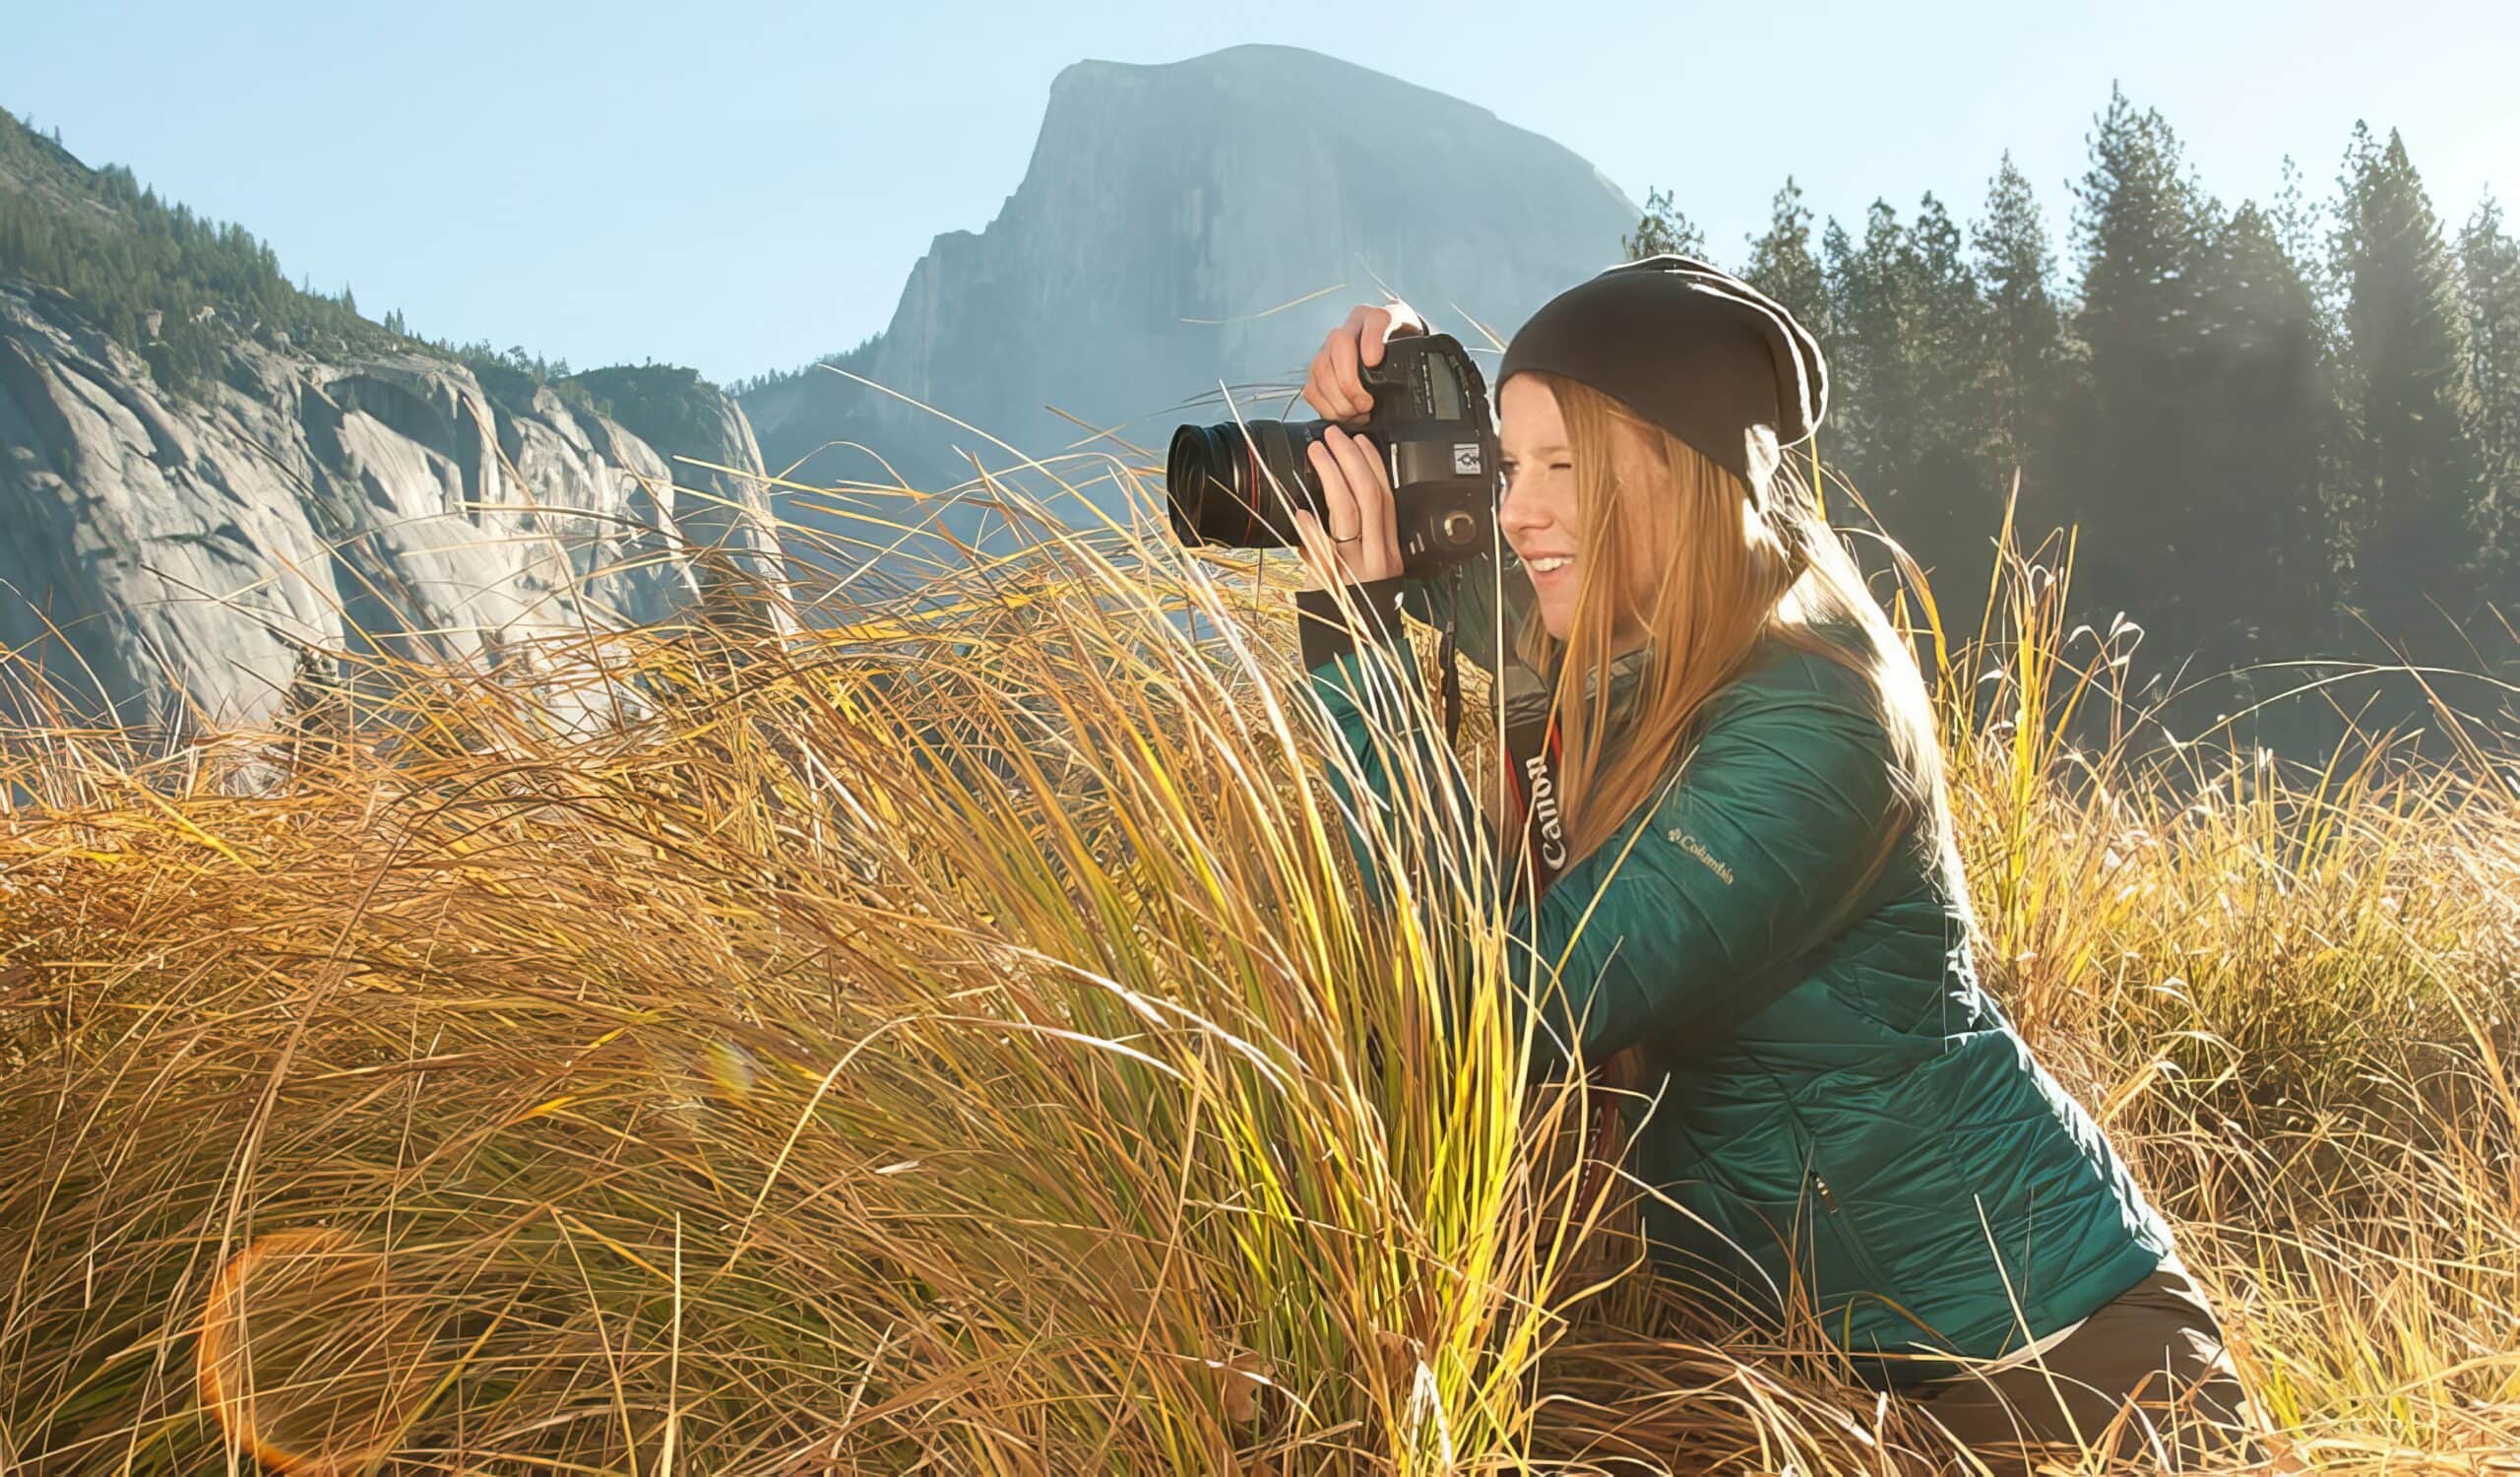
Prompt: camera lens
<box><xmin>1165</xmin><ymin>419</ymin><xmax>1326</xmax><ymax>549</ymax></box>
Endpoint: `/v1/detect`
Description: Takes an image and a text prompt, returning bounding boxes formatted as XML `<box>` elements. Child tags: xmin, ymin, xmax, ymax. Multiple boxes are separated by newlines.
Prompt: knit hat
<box><xmin>1497</xmin><ymin>254</ymin><xmax>1828</xmax><ymax>497</ymax></box>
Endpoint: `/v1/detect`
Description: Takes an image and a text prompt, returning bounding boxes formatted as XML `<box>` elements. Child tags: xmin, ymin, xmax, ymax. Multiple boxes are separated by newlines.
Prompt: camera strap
<box><xmin>1497</xmin><ymin>657</ymin><xmax>1626</xmax><ymax>1206</ymax></box>
<box><xmin>1501</xmin><ymin>664</ymin><xmax>1570</xmax><ymax>901</ymax></box>
<box><xmin>1435</xmin><ymin>567</ymin><xmax>1464</xmax><ymax>746</ymax></box>
<box><xmin>1426</xmin><ymin>566</ymin><xmax>1565</xmax><ymax>899</ymax></box>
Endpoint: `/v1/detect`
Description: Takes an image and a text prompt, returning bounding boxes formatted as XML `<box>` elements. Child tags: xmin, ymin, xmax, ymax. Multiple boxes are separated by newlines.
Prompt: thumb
<box><xmin>1366</xmin><ymin>298</ymin><xmax>1424</xmax><ymax>365</ymax></box>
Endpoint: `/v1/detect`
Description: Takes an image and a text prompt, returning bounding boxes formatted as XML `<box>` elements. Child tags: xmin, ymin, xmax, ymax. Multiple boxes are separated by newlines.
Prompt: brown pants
<box><xmin>1911</xmin><ymin>1263</ymin><xmax>2267</xmax><ymax>1471</ymax></box>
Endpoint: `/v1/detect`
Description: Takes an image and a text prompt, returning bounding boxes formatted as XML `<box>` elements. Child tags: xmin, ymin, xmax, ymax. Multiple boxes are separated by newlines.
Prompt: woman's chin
<box><xmin>1523</xmin><ymin>566</ymin><xmax>1577</xmax><ymax>637</ymax></box>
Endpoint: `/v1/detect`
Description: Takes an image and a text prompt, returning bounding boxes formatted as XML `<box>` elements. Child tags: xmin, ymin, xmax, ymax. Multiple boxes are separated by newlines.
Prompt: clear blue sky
<box><xmin>8</xmin><ymin>0</ymin><xmax>2514</xmax><ymax>385</ymax></box>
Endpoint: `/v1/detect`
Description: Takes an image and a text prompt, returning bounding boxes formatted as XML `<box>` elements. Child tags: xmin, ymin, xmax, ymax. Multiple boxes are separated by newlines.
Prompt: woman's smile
<box><xmin>1497</xmin><ymin>375</ymin><xmax>1589</xmax><ymax>637</ymax></box>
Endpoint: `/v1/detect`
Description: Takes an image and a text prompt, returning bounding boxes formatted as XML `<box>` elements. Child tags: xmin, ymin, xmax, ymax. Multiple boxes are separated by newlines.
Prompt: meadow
<box><xmin>1</xmin><ymin>460</ymin><xmax>2514</xmax><ymax>1475</ymax></box>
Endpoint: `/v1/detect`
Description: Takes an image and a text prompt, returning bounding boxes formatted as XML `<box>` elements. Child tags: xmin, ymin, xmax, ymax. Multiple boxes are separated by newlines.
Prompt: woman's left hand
<box><xmin>1291</xmin><ymin>424</ymin><xmax>1404</xmax><ymax>591</ymax></box>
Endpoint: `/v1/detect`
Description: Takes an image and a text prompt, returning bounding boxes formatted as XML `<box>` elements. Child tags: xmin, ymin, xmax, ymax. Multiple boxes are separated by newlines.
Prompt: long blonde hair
<box><xmin>1511</xmin><ymin>371</ymin><xmax>1947</xmax><ymax>888</ymax></box>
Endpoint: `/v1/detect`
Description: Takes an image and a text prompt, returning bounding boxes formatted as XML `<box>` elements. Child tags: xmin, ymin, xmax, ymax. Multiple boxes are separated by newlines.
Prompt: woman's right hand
<box><xmin>1302</xmin><ymin>299</ymin><xmax>1428</xmax><ymax>423</ymax></box>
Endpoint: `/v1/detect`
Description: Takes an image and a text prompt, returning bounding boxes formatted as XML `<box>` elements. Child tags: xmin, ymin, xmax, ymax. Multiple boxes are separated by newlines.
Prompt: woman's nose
<box><xmin>1497</xmin><ymin>478</ymin><xmax>1543</xmax><ymax>536</ymax></box>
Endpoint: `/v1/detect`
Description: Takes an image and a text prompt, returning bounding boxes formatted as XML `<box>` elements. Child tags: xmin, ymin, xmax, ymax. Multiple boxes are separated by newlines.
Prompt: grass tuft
<box><xmin>1</xmin><ymin>454</ymin><xmax>2512</xmax><ymax>1473</ymax></box>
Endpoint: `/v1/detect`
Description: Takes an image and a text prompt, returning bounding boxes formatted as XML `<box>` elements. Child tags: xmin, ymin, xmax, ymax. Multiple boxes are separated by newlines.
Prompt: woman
<box><xmin>1283</xmin><ymin>257</ymin><xmax>2263</xmax><ymax>1467</ymax></box>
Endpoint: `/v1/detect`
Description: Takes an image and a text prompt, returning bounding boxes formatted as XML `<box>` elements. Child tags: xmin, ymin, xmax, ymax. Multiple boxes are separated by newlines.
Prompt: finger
<box><xmin>1357</xmin><ymin>305</ymin><xmax>1392</xmax><ymax>368</ymax></box>
<box><xmin>1307</xmin><ymin>438</ymin><xmax>1359</xmax><ymax>542</ymax></box>
<box><xmin>1335</xmin><ymin>309</ymin><xmax>1381</xmax><ymax>417</ymax></box>
<box><xmin>1325</xmin><ymin>327</ymin><xmax>1367</xmax><ymax>421</ymax></box>
<box><xmin>1302</xmin><ymin>329</ymin><xmax>1344</xmax><ymax>420</ymax></box>
<box><xmin>1307</xmin><ymin>437</ymin><xmax>1362</xmax><ymax>551</ymax></box>
<box><xmin>1331</xmin><ymin>429</ymin><xmax>1400</xmax><ymax>583</ymax></box>
<box><xmin>1346</xmin><ymin>336</ymin><xmax>1379</xmax><ymax>418</ymax></box>
<box><xmin>1290</xmin><ymin>509</ymin><xmax>1336</xmax><ymax>589</ymax></box>
<box><xmin>1325</xmin><ymin>424</ymin><xmax>1390</xmax><ymax>502</ymax></box>
<box><xmin>1326</xmin><ymin>428</ymin><xmax>1398</xmax><ymax>579</ymax></box>
<box><xmin>1358</xmin><ymin>435</ymin><xmax>1403</xmax><ymax>580</ymax></box>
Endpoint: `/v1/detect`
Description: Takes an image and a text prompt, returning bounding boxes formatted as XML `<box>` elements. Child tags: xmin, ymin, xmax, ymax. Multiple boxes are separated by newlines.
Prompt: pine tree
<box><xmin>1824</xmin><ymin>203</ymin><xmax>1920</xmax><ymax>523</ymax></box>
<box><xmin>1742</xmin><ymin>177</ymin><xmax>1830</xmax><ymax>341</ymax></box>
<box><xmin>1904</xmin><ymin>192</ymin><xmax>1998</xmax><ymax>598</ymax></box>
<box><xmin>1972</xmin><ymin>153</ymin><xmax>2072</xmax><ymax>534</ymax></box>
<box><xmin>1623</xmin><ymin>186</ymin><xmax>1708</xmax><ymax>261</ymax></box>
<box><xmin>0</xmin><ymin>108</ymin><xmax>391</xmax><ymax>392</ymax></box>
<box><xmin>2188</xmin><ymin>203</ymin><xmax>2338</xmax><ymax>670</ymax></box>
<box><xmin>2066</xmin><ymin>85</ymin><xmax>2219</xmax><ymax>668</ymax></box>
<box><xmin>275</xmin><ymin>645</ymin><xmax>348</xmax><ymax>776</ymax></box>
<box><xmin>2271</xmin><ymin>154</ymin><xmax>2340</xmax><ymax>330</ymax></box>
<box><xmin>1819</xmin><ymin>198</ymin><xmax>1990</xmax><ymax>597</ymax></box>
<box><xmin>2330</xmin><ymin>124</ymin><xmax>2491</xmax><ymax>656</ymax></box>
<box><xmin>2456</xmin><ymin>192</ymin><xmax>2520</xmax><ymax>596</ymax></box>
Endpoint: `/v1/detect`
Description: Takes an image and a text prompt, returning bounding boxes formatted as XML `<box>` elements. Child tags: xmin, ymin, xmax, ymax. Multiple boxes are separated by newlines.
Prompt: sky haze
<box><xmin>8</xmin><ymin>0</ymin><xmax>2512</xmax><ymax>383</ymax></box>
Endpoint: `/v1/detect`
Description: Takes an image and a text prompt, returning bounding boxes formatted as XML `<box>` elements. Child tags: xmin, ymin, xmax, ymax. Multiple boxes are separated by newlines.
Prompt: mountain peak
<box><xmin>741</xmin><ymin>48</ymin><xmax>1640</xmax><ymax>545</ymax></box>
<box><xmin>1043</xmin><ymin>44</ymin><xmax>1514</xmax><ymax>131</ymax></box>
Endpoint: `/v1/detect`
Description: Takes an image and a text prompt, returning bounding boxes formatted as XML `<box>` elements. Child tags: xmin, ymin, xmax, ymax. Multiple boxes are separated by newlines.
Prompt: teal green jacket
<box><xmin>1294</xmin><ymin>561</ymin><xmax>2174</xmax><ymax>1387</ymax></box>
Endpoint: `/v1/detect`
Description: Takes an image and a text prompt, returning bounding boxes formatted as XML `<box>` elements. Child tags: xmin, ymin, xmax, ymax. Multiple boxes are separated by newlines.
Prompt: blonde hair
<box><xmin>1509</xmin><ymin>372</ymin><xmax>1947</xmax><ymax>890</ymax></box>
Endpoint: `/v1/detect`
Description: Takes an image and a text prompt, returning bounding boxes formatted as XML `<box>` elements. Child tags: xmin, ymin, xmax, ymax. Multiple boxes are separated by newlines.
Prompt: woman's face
<box><xmin>1497</xmin><ymin>374</ymin><xmax>1659</xmax><ymax>644</ymax></box>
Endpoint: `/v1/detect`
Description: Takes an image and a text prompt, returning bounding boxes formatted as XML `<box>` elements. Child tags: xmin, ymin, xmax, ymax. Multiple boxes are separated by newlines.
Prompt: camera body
<box><xmin>1165</xmin><ymin>332</ymin><xmax>1500</xmax><ymax>580</ymax></box>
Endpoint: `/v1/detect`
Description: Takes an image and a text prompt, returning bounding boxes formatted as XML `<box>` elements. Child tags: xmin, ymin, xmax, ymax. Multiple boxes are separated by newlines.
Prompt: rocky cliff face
<box><xmin>0</xmin><ymin>282</ymin><xmax>783</xmax><ymax>736</ymax></box>
<box><xmin>1</xmin><ymin>43</ymin><xmax>1635</xmax><ymax>726</ymax></box>
<box><xmin>740</xmin><ymin>44</ymin><xmax>1638</xmax><ymax>553</ymax></box>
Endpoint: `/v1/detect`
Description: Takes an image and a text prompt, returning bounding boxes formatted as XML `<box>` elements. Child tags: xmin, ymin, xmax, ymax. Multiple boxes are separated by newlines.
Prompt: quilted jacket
<box><xmin>1293</xmin><ymin>561</ymin><xmax>2174</xmax><ymax>1386</ymax></box>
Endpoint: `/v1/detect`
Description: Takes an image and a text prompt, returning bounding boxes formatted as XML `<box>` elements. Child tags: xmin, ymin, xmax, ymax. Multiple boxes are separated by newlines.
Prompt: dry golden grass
<box><xmin>0</xmin><ymin>458</ymin><xmax>2513</xmax><ymax>1474</ymax></box>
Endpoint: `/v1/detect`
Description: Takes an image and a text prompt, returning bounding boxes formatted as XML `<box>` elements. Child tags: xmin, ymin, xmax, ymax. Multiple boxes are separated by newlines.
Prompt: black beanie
<box><xmin>1497</xmin><ymin>254</ymin><xmax>1828</xmax><ymax>498</ymax></box>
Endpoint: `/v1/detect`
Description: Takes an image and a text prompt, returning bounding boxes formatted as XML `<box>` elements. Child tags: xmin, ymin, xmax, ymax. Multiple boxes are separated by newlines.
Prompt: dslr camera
<box><xmin>1165</xmin><ymin>332</ymin><xmax>1499</xmax><ymax>580</ymax></box>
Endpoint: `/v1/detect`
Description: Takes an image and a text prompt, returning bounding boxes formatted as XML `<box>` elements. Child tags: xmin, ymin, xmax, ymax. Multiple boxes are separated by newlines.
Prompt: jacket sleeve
<box><xmin>1297</xmin><ymin>586</ymin><xmax>1903</xmax><ymax>1078</ymax></box>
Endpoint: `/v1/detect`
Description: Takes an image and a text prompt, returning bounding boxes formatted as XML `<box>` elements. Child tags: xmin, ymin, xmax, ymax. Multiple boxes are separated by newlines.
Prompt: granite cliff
<box><xmin>0</xmin><ymin>114</ymin><xmax>782</xmax><ymax>738</ymax></box>
<box><xmin>3</xmin><ymin>42</ymin><xmax>1645</xmax><ymax>722</ymax></box>
<box><xmin>738</xmin><ymin>44</ymin><xmax>1639</xmax><ymax>557</ymax></box>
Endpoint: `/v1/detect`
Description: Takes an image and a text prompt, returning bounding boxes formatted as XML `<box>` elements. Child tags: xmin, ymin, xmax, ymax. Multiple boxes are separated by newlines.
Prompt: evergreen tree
<box><xmin>2271</xmin><ymin>154</ymin><xmax>2341</xmax><ymax>332</ymax></box>
<box><xmin>1824</xmin><ymin>203</ymin><xmax>1921</xmax><ymax>528</ymax></box>
<box><xmin>1971</xmin><ymin>153</ymin><xmax>2073</xmax><ymax>537</ymax></box>
<box><xmin>2188</xmin><ymin>203</ymin><xmax>2339</xmax><ymax>668</ymax></box>
<box><xmin>0</xmin><ymin>107</ymin><xmax>390</xmax><ymax>390</ymax></box>
<box><xmin>275</xmin><ymin>644</ymin><xmax>349</xmax><ymax>776</ymax></box>
<box><xmin>1904</xmin><ymin>191</ymin><xmax>1998</xmax><ymax>598</ymax></box>
<box><xmin>2066</xmin><ymin>85</ymin><xmax>2219</xmax><ymax>666</ymax></box>
<box><xmin>2456</xmin><ymin>192</ymin><xmax>2520</xmax><ymax>596</ymax></box>
<box><xmin>1623</xmin><ymin>185</ymin><xmax>1708</xmax><ymax>261</ymax></box>
<box><xmin>2329</xmin><ymin>124</ymin><xmax>2492</xmax><ymax>655</ymax></box>
<box><xmin>1821</xmin><ymin>197</ymin><xmax>1992</xmax><ymax>598</ymax></box>
<box><xmin>1741</xmin><ymin>176</ymin><xmax>1830</xmax><ymax>342</ymax></box>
